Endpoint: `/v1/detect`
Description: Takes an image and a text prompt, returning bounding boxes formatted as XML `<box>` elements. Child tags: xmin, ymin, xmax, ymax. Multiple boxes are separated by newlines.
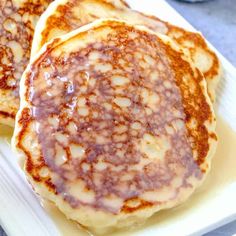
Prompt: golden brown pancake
<box><xmin>0</xmin><ymin>0</ymin><xmax>52</xmax><ymax>126</ymax></box>
<box><xmin>13</xmin><ymin>19</ymin><xmax>217</xmax><ymax>233</ymax></box>
<box><xmin>31</xmin><ymin>0</ymin><xmax>221</xmax><ymax>101</ymax></box>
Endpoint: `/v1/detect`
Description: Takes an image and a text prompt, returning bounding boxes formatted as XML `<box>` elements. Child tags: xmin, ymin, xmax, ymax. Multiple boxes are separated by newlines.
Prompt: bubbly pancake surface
<box><xmin>14</xmin><ymin>20</ymin><xmax>217</xmax><ymax>231</ymax></box>
<box><xmin>0</xmin><ymin>0</ymin><xmax>52</xmax><ymax>126</ymax></box>
<box><xmin>32</xmin><ymin>0</ymin><xmax>221</xmax><ymax>101</ymax></box>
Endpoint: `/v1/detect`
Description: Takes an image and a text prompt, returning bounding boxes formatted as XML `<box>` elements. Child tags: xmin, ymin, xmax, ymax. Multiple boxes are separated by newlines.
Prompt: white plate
<box><xmin>1</xmin><ymin>1</ymin><xmax>236</xmax><ymax>236</ymax></box>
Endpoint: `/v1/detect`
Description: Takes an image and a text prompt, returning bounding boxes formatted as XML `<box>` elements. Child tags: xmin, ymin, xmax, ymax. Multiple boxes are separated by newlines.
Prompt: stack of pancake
<box><xmin>0</xmin><ymin>0</ymin><xmax>220</xmax><ymax>233</ymax></box>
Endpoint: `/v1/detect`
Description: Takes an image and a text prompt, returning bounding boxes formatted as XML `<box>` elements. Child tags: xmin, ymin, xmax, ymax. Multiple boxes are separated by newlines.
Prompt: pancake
<box><xmin>31</xmin><ymin>0</ymin><xmax>221</xmax><ymax>101</ymax></box>
<box><xmin>0</xmin><ymin>0</ymin><xmax>52</xmax><ymax>126</ymax></box>
<box><xmin>13</xmin><ymin>20</ymin><xmax>217</xmax><ymax>233</ymax></box>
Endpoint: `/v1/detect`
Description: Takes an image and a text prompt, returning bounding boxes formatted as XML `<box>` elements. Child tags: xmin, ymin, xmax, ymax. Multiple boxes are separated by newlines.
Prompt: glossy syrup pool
<box><xmin>0</xmin><ymin>115</ymin><xmax>235</xmax><ymax>235</ymax></box>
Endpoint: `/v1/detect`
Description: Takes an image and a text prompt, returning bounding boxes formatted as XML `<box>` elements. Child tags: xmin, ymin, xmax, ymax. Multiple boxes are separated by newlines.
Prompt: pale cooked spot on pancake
<box><xmin>13</xmin><ymin>20</ymin><xmax>217</xmax><ymax>233</ymax></box>
<box><xmin>0</xmin><ymin>0</ymin><xmax>52</xmax><ymax>126</ymax></box>
<box><xmin>31</xmin><ymin>0</ymin><xmax>221</xmax><ymax>101</ymax></box>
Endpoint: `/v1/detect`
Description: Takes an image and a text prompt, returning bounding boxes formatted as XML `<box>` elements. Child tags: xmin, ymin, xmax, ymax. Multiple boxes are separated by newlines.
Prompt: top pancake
<box><xmin>13</xmin><ymin>19</ymin><xmax>217</xmax><ymax>232</ymax></box>
<box><xmin>0</xmin><ymin>0</ymin><xmax>52</xmax><ymax>126</ymax></box>
<box><xmin>31</xmin><ymin>0</ymin><xmax>221</xmax><ymax>101</ymax></box>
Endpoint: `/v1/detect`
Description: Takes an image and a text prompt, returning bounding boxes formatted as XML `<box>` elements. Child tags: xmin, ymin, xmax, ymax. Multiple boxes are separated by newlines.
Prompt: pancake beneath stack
<box><xmin>0</xmin><ymin>0</ymin><xmax>52</xmax><ymax>126</ymax></box>
<box><xmin>31</xmin><ymin>0</ymin><xmax>221</xmax><ymax>101</ymax></box>
<box><xmin>13</xmin><ymin>20</ymin><xmax>217</xmax><ymax>233</ymax></box>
